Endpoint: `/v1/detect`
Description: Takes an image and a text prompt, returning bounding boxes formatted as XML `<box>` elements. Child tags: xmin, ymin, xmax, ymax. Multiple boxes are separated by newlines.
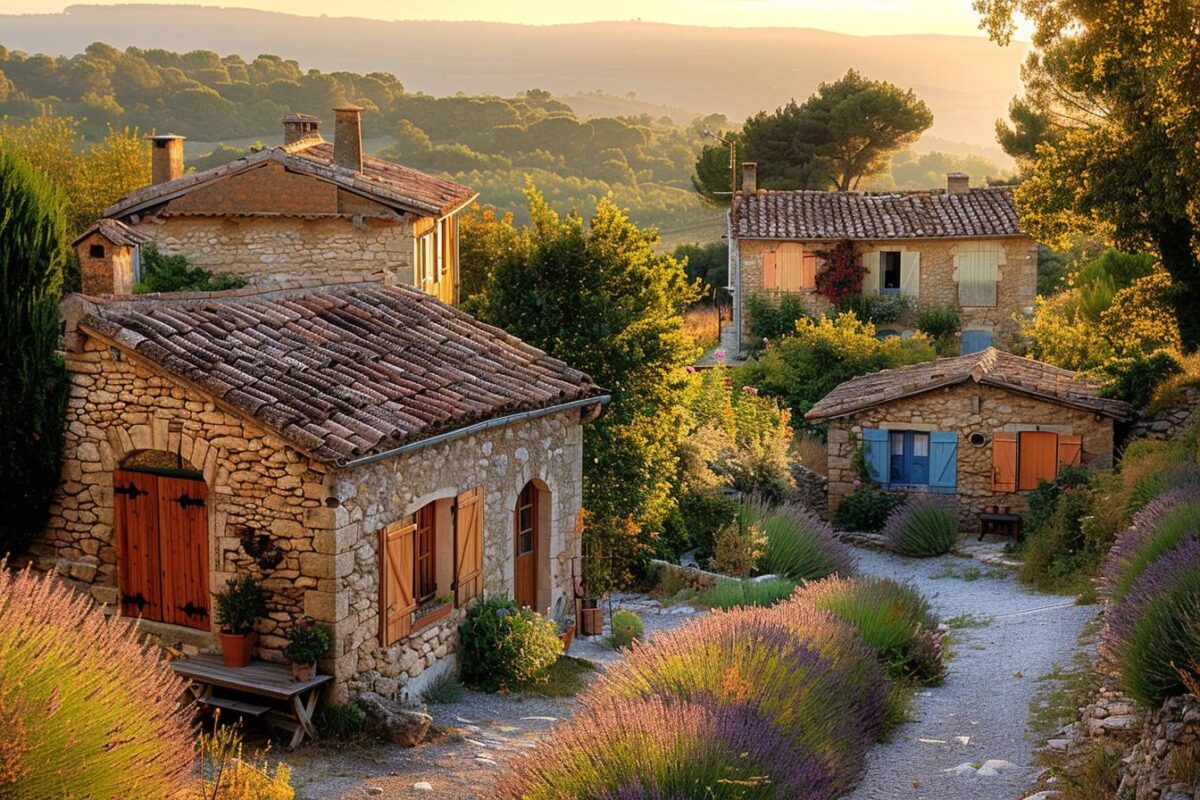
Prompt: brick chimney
<box><xmin>333</xmin><ymin>105</ymin><xmax>363</xmax><ymax>172</ymax></box>
<box><xmin>282</xmin><ymin>112</ymin><xmax>321</xmax><ymax>145</ymax></box>
<box><xmin>947</xmin><ymin>172</ymin><xmax>970</xmax><ymax>194</ymax></box>
<box><xmin>742</xmin><ymin>161</ymin><xmax>758</xmax><ymax>194</ymax></box>
<box><xmin>149</xmin><ymin>134</ymin><xmax>185</xmax><ymax>184</ymax></box>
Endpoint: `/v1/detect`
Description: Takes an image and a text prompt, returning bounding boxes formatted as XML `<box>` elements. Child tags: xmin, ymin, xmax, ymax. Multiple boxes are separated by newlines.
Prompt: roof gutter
<box><xmin>337</xmin><ymin>394</ymin><xmax>610</xmax><ymax>469</ymax></box>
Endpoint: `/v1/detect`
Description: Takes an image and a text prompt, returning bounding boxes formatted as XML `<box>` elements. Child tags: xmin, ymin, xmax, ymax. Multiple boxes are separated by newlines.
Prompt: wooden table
<box><xmin>172</xmin><ymin>654</ymin><xmax>332</xmax><ymax>748</ymax></box>
<box><xmin>978</xmin><ymin>512</ymin><xmax>1022</xmax><ymax>542</ymax></box>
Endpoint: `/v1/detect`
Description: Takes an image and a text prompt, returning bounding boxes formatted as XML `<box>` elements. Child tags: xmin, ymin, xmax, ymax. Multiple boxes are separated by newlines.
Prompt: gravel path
<box><xmin>847</xmin><ymin>547</ymin><xmax>1097</xmax><ymax>800</ymax></box>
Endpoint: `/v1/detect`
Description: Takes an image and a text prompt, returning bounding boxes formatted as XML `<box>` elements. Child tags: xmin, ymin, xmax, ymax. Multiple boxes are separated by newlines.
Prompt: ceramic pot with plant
<box><xmin>214</xmin><ymin>576</ymin><xmax>267</xmax><ymax>668</ymax></box>
<box><xmin>283</xmin><ymin>617</ymin><xmax>331</xmax><ymax>681</ymax></box>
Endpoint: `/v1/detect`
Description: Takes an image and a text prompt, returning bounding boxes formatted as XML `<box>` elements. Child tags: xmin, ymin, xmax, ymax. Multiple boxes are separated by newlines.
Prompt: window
<box><xmin>890</xmin><ymin>431</ymin><xmax>930</xmax><ymax>485</ymax></box>
<box><xmin>415</xmin><ymin>231</ymin><xmax>435</xmax><ymax>285</ymax></box>
<box><xmin>862</xmin><ymin>428</ymin><xmax>958</xmax><ymax>493</ymax></box>
<box><xmin>992</xmin><ymin>431</ymin><xmax>1083</xmax><ymax>492</ymax></box>
<box><xmin>961</xmin><ymin>330</ymin><xmax>993</xmax><ymax>355</ymax></box>
<box><xmin>435</xmin><ymin>222</ymin><xmax>445</xmax><ymax>279</ymax></box>
<box><xmin>517</xmin><ymin>485</ymin><xmax>535</xmax><ymax>557</ymax></box>
<box><xmin>415</xmin><ymin>504</ymin><xmax>436</xmax><ymax>602</ymax></box>
<box><xmin>763</xmin><ymin>244</ymin><xmax>819</xmax><ymax>292</ymax></box>
<box><xmin>956</xmin><ymin>244</ymin><xmax>1002</xmax><ymax>307</ymax></box>
<box><xmin>881</xmin><ymin>251</ymin><xmax>902</xmax><ymax>294</ymax></box>
<box><xmin>89</xmin><ymin>244</ymin><xmax>106</xmax><ymax>258</ymax></box>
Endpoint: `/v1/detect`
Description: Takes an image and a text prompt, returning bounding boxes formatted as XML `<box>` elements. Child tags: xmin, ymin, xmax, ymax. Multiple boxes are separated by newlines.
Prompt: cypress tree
<box><xmin>0</xmin><ymin>145</ymin><xmax>68</xmax><ymax>557</ymax></box>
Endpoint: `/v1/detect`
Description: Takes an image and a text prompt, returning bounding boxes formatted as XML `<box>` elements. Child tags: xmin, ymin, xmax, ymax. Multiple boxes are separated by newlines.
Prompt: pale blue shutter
<box><xmin>961</xmin><ymin>330</ymin><xmax>992</xmax><ymax>355</ymax></box>
<box><xmin>862</xmin><ymin>428</ymin><xmax>889</xmax><ymax>485</ymax></box>
<box><xmin>929</xmin><ymin>432</ymin><xmax>958</xmax><ymax>494</ymax></box>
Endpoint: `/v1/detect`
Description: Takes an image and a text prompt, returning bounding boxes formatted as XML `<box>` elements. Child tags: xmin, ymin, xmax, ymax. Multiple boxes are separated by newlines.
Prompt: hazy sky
<box><xmin>8</xmin><ymin>0</ymin><xmax>1014</xmax><ymax>37</ymax></box>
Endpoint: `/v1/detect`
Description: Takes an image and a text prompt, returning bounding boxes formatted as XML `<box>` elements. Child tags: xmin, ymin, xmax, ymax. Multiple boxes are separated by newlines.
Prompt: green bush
<box><xmin>702</xmin><ymin>577</ymin><xmax>797</xmax><ymax>610</ymax></box>
<box><xmin>745</xmin><ymin>293</ymin><xmax>809</xmax><ymax>342</ymax></box>
<box><xmin>754</xmin><ymin>501</ymin><xmax>856</xmax><ymax>581</ymax></box>
<box><xmin>134</xmin><ymin>245</ymin><xmax>247</xmax><ymax>293</ymax></box>
<box><xmin>883</xmin><ymin>496</ymin><xmax>960</xmax><ymax>557</ymax></box>
<box><xmin>317</xmin><ymin>702</ymin><xmax>367</xmax><ymax>741</ymax></box>
<box><xmin>458</xmin><ymin>596</ymin><xmax>563</xmax><ymax>692</ymax></box>
<box><xmin>834</xmin><ymin>488</ymin><xmax>905</xmax><ymax>532</ymax></box>
<box><xmin>839</xmin><ymin>294</ymin><xmax>907</xmax><ymax>324</ymax></box>
<box><xmin>916</xmin><ymin>306</ymin><xmax>961</xmax><ymax>340</ymax></box>
<box><xmin>660</xmin><ymin>488</ymin><xmax>740</xmax><ymax>563</ymax></box>
<box><xmin>1018</xmin><ymin>466</ymin><xmax>1110</xmax><ymax>593</ymax></box>
<box><xmin>0</xmin><ymin>566</ymin><xmax>196</xmax><ymax>798</ymax></box>
<box><xmin>710</xmin><ymin>515</ymin><xmax>766</xmax><ymax>576</ymax></box>
<box><xmin>610</xmin><ymin>610</ymin><xmax>644</xmax><ymax>649</ymax></box>
<box><xmin>1096</xmin><ymin>349</ymin><xmax>1184</xmax><ymax>408</ymax></box>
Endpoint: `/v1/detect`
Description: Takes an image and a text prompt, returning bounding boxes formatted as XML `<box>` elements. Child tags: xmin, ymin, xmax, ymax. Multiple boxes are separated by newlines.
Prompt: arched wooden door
<box><xmin>513</xmin><ymin>482</ymin><xmax>538</xmax><ymax>609</ymax></box>
<box><xmin>114</xmin><ymin>468</ymin><xmax>210</xmax><ymax>630</ymax></box>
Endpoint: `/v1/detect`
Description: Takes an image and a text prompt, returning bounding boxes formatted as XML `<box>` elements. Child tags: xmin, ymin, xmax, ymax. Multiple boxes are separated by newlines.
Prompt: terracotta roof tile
<box><xmin>71</xmin><ymin>218</ymin><xmax>153</xmax><ymax>248</ymax></box>
<box><xmin>73</xmin><ymin>283</ymin><xmax>605</xmax><ymax>464</ymax></box>
<box><xmin>805</xmin><ymin>348</ymin><xmax>1132</xmax><ymax>421</ymax></box>
<box><xmin>733</xmin><ymin>187</ymin><xmax>1023</xmax><ymax>241</ymax></box>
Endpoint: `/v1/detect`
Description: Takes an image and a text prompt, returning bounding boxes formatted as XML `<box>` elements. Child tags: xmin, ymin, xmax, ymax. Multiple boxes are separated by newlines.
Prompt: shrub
<box><xmin>0</xmin><ymin>566</ymin><xmax>195</xmax><ymax>799</ymax></box>
<box><xmin>135</xmin><ymin>245</ymin><xmax>247</xmax><ymax>293</ymax></box>
<box><xmin>196</xmin><ymin>723</ymin><xmax>293</xmax><ymax>799</ymax></box>
<box><xmin>660</xmin><ymin>488</ymin><xmax>740</xmax><ymax>563</ymax></box>
<box><xmin>1097</xmin><ymin>350</ymin><xmax>1184</xmax><ymax>408</ymax></box>
<box><xmin>745</xmin><ymin>292</ymin><xmax>809</xmax><ymax>342</ymax></box>
<box><xmin>834</xmin><ymin>488</ymin><xmax>905</xmax><ymax>532</ymax></box>
<box><xmin>587</xmin><ymin>605</ymin><xmax>885</xmax><ymax>794</ymax></box>
<box><xmin>791</xmin><ymin>576</ymin><xmax>946</xmax><ymax>685</ymax></box>
<box><xmin>839</xmin><ymin>293</ymin><xmax>907</xmax><ymax>324</ymax></box>
<box><xmin>883</xmin><ymin>495</ymin><xmax>960</xmax><ymax>557</ymax></box>
<box><xmin>458</xmin><ymin>596</ymin><xmax>563</xmax><ymax>691</ymax></box>
<box><xmin>710</xmin><ymin>515</ymin><xmax>766</xmax><ymax>576</ymax></box>
<box><xmin>316</xmin><ymin>702</ymin><xmax>368</xmax><ymax>741</ymax></box>
<box><xmin>215</xmin><ymin>576</ymin><xmax>267</xmax><ymax>634</ymax></box>
<box><xmin>753</xmin><ymin>501</ymin><xmax>856</xmax><ymax>581</ymax></box>
<box><xmin>701</xmin><ymin>577</ymin><xmax>797</xmax><ymax>610</ymax></box>
<box><xmin>493</xmin><ymin>696</ymin><xmax>833</xmax><ymax>800</ymax></box>
<box><xmin>282</xmin><ymin>617</ymin><xmax>331</xmax><ymax>664</ymax></box>
<box><xmin>610</xmin><ymin>610</ymin><xmax>644</xmax><ymax>649</ymax></box>
<box><xmin>1103</xmin><ymin>488</ymin><xmax>1200</xmax><ymax>604</ymax></box>
<box><xmin>916</xmin><ymin>305</ymin><xmax>961</xmax><ymax>340</ymax></box>
<box><xmin>1102</xmin><ymin>539</ymin><xmax>1200</xmax><ymax>706</ymax></box>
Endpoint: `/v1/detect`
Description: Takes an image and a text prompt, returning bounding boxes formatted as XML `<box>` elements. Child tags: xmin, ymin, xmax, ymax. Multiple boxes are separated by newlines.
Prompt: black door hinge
<box><xmin>176</xmin><ymin>494</ymin><xmax>205</xmax><ymax>508</ymax></box>
<box><xmin>123</xmin><ymin>592</ymin><xmax>148</xmax><ymax>610</ymax></box>
<box><xmin>179</xmin><ymin>601</ymin><xmax>208</xmax><ymax>618</ymax></box>
<box><xmin>114</xmin><ymin>483</ymin><xmax>147</xmax><ymax>499</ymax></box>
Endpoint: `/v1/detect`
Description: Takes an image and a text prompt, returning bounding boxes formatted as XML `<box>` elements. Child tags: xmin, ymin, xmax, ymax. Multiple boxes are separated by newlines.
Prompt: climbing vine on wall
<box><xmin>814</xmin><ymin>240</ymin><xmax>863</xmax><ymax>306</ymax></box>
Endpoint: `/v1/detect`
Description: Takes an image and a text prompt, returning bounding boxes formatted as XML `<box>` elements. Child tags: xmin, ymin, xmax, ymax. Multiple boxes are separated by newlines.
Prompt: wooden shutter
<box><xmin>762</xmin><ymin>251</ymin><xmax>779</xmax><ymax>291</ymax></box>
<box><xmin>992</xmin><ymin>432</ymin><xmax>1018</xmax><ymax>493</ymax></box>
<box><xmin>861</xmin><ymin>428</ymin><xmax>890</xmax><ymax>485</ymax></box>
<box><xmin>380</xmin><ymin>518</ymin><xmax>417</xmax><ymax>646</ymax></box>
<box><xmin>862</xmin><ymin>251</ymin><xmax>880</xmax><ymax>295</ymax></box>
<box><xmin>1018</xmin><ymin>431</ymin><xmax>1059</xmax><ymax>491</ymax></box>
<box><xmin>156</xmin><ymin>476</ymin><xmax>209</xmax><ymax>630</ymax></box>
<box><xmin>115</xmin><ymin>470</ymin><xmax>163</xmax><ymax>622</ymax></box>
<box><xmin>929</xmin><ymin>432</ymin><xmax>958</xmax><ymax>494</ymax></box>
<box><xmin>899</xmin><ymin>251</ymin><xmax>921</xmax><ymax>298</ymax></box>
<box><xmin>776</xmin><ymin>244</ymin><xmax>805</xmax><ymax>292</ymax></box>
<box><xmin>961</xmin><ymin>330</ymin><xmax>993</xmax><ymax>355</ymax></box>
<box><xmin>454</xmin><ymin>486</ymin><xmax>484</xmax><ymax>608</ymax></box>
<box><xmin>800</xmin><ymin>251</ymin><xmax>818</xmax><ymax>289</ymax></box>
<box><xmin>957</xmin><ymin>246</ymin><xmax>1000</xmax><ymax>307</ymax></box>
<box><xmin>1058</xmin><ymin>435</ymin><xmax>1083</xmax><ymax>468</ymax></box>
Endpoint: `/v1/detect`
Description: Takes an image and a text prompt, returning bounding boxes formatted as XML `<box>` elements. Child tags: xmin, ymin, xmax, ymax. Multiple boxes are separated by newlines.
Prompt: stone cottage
<box><xmin>805</xmin><ymin>348</ymin><xmax>1132</xmax><ymax>525</ymax></box>
<box><xmin>36</xmin><ymin>280</ymin><xmax>606</xmax><ymax>700</ymax></box>
<box><xmin>77</xmin><ymin>107</ymin><xmax>476</xmax><ymax>304</ymax></box>
<box><xmin>727</xmin><ymin>166</ymin><xmax>1037</xmax><ymax>356</ymax></box>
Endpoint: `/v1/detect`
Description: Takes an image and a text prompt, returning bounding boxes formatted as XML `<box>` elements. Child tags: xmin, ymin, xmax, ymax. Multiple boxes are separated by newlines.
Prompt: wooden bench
<box><xmin>979</xmin><ymin>512</ymin><xmax>1022</xmax><ymax>542</ymax></box>
<box><xmin>172</xmin><ymin>655</ymin><xmax>332</xmax><ymax>748</ymax></box>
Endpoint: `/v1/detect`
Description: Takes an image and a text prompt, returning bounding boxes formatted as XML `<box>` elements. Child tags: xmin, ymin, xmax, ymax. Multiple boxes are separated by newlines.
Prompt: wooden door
<box><xmin>514</xmin><ymin>483</ymin><xmax>538</xmax><ymax>609</ymax></box>
<box><xmin>115</xmin><ymin>469</ymin><xmax>163</xmax><ymax>622</ymax></box>
<box><xmin>1018</xmin><ymin>431</ymin><xmax>1060</xmax><ymax>491</ymax></box>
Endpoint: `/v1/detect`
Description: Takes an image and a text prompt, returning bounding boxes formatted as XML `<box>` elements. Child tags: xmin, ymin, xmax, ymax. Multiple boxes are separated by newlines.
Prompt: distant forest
<box><xmin>0</xmin><ymin>42</ymin><xmax>1010</xmax><ymax>244</ymax></box>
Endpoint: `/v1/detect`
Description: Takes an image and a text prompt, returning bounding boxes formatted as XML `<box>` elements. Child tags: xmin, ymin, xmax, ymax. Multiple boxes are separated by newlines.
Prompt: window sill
<box><xmin>411</xmin><ymin>601</ymin><xmax>453</xmax><ymax>632</ymax></box>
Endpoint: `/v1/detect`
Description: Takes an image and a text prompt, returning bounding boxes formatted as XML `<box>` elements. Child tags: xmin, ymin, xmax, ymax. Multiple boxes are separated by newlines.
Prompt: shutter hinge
<box><xmin>178</xmin><ymin>602</ymin><xmax>208</xmax><ymax>618</ymax></box>
<box><xmin>114</xmin><ymin>483</ymin><xmax>147</xmax><ymax>499</ymax></box>
<box><xmin>176</xmin><ymin>493</ymin><xmax>205</xmax><ymax>508</ymax></box>
<box><xmin>123</xmin><ymin>592</ymin><xmax>148</xmax><ymax>611</ymax></box>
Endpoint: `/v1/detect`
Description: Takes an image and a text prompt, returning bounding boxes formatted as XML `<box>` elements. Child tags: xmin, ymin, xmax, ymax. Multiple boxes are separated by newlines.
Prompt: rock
<box><xmin>357</xmin><ymin>691</ymin><xmax>433</xmax><ymax>747</ymax></box>
<box><xmin>978</xmin><ymin>759</ymin><xmax>1019</xmax><ymax>776</ymax></box>
<box><xmin>365</xmin><ymin>789</ymin><xmax>383</xmax><ymax>796</ymax></box>
<box><xmin>1046</xmin><ymin>738</ymin><xmax>1070</xmax><ymax>752</ymax></box>
<box><xmin>1024</xmin><ymin>792</ymin><xmax>1062</xmax><ymax>800</ymax></box>
<box><xmin>412</xmin><ymin>783</ymin><xmax>433</xmax><ymax>792</ymax></box>
<box><xmin>943</xmin><ymin>762</ymin><xmax>979</xmax><ymax>778</ymax></box>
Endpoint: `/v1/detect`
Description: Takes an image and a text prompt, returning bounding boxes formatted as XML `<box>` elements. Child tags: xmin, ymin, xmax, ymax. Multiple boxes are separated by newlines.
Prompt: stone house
<box><xmin>75</xmin><ymin>108</ymin><xmax>476</xmax><ymax>304</ymax></box>
<box><xmin>805</xmin><ymin>348</ymin><xmax>1132</xmax><ymax>525</ymax></box>
<box><xmin>36</xmin><ymin>280</ymin><xmax>606</xmax><ymax>700</ymax></box>
<box><xmin>727</xmin><ymin>166</ymin><xmax>1037</xmax><ymax>355</ymax></box>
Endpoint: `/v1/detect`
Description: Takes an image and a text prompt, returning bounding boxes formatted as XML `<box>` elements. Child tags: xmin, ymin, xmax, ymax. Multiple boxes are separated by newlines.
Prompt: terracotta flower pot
<box><xmin>219</xmin><ymin>631</ymin><xmax>256</xmax><ymax>668</ymax></box>
<box><xmin>292</xmin><ymin>661</ymin><xmax>316</xmax><ymax>682</ymax></box>
<box><xmin>558</xmin><ymin>624</ymin><xmax>575</xmax><ymax>654</ymax></box>
<box><xmin>580</xmin><ymin>607</ymin><xmax>604</xmax><ymax>637</ymax></box>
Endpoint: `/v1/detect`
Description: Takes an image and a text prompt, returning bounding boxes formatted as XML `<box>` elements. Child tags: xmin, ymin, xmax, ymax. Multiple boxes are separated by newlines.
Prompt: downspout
<box><xmin>728</xmin><ymin>206</ymin><xmax>741</xmax><ymax>358</ymax></box>
<box><xmin>336</xmin><ymin>394</ymin><xmax>610</xmax><ymax>469</ymax></box>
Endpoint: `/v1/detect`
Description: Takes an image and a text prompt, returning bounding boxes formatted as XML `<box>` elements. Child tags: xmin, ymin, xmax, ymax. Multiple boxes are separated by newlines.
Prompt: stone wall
<box><xmin>736</xmin><ymin>235</ymin><xmax>1037</xmax><ymax>350</ymax></box>
<box><xmin>1130</xmin><ymin>386</ymin><xmax>1200</xmax><ymax>442</ymax></box>
<box><xmin>129</xmin><ymin>215</ymin><xmax>415</xmax><ymax>288</ymax></box>
<box><xmin>791</xmin><ymin>463</ymin><xmax>829</xmax><ymax>517</ymax></box>
<box><xmin>824</xmin><ymin>381</ymin><xmax>1115</xmax><ymax>525</ymax></box>
<box><xmin>1118</xmin><ymin>695</ymin><xmax>1200</xmax><ymax>800</ymax></box>
<box><xmin>327</xmin><ymin>410</ymin><xmax>586</xmax><ymax>700</ymax></box>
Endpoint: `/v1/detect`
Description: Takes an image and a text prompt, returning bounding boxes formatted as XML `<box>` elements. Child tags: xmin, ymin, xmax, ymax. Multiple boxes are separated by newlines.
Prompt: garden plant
<box><xmin>458</xmin><ymin>596</ymin><xmax>563</xmax><ymax>691</ymax></box>
<box><xmin>883</xmin><ymin>495</ymin><xmax>960</xmax><ymax>557</ymax></box>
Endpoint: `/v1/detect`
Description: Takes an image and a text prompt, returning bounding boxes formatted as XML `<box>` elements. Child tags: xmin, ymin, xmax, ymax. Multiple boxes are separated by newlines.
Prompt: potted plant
<box><xmin>214</xmin><ymin>576</ymin><xmax>266</xmax><ymax>668</ymax></box>
<box><xmin>549</xmin><ymin>598</ymin><xmax>575</xmax><ymax>653</ymax></box>
<box><xmin>283</xmin><ymin>617</ymin><xmax>331</xmax><ymax>681</ymax></box>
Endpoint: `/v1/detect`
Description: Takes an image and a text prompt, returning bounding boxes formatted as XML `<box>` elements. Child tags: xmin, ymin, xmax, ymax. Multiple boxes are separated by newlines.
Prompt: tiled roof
<box><xmin>805</xmin><ymin>348</ymin><xmax>1132</xmax><ymax>421</ymax></box>
<box><xmin>104</xmin><ymin>141</ymin><xmax>476</xmax><ymax>220</ymax></box>
<box><xmin>71</xmin><ymin>219</ymin><xmax>153</xmax><ymax>248</ymax></box>
<box><xmin>733</xmin><ymin>187</ymin><xmax>1022</xmax><ymax>241</ymax></box>
<box><xmin>73</xmin><ymin>283</ymin><xmax>605</xmax><ymax>465</ymax></box>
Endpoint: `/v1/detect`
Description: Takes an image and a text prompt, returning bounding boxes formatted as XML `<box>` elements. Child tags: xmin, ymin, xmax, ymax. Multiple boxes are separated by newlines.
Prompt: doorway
<box><xmin>513</xmin><ymin>482</ymin><xmax>539</xmax><ymax>609</ymax></box>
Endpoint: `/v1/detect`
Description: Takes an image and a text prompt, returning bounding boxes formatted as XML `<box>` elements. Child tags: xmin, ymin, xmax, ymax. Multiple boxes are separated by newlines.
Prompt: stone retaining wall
<box><xmin>1118</xmin><ymin>694</ymin><xmax>1200</xmax><ymax>800</ymax></box>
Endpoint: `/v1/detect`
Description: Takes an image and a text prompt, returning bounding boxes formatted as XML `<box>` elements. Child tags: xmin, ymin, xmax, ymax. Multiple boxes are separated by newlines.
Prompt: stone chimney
<box><xmin>149</xmin><ymin>134</ymin><xmax>185</xmax><ymax>185</ymax></box>
<box><xmin>282</xmin><ymin>112</ymin><xmax>321</xmax><ymax>145</ymax></box>
<box><xmin>333</xmin><ymin>105</ymin><xmax>364</xmax><ymax>172</ymax></box>
<box><xmin>947</xmin><ymin>172</ymin><xmax>970</xmax><ymax>194</ymax></box>
<box><xmin>742</xmin><ymin>161</ymin><xmax>758</xmax><ymax>195</ymax></box>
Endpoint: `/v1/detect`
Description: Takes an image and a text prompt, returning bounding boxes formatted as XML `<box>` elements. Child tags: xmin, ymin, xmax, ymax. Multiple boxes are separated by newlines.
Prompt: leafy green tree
<box><xmin>672</xmin><ymin>241</ymin><xmax>728</xmax><ymax>299</ymax></box>
<box><xmin>471</xmin><ymin>184</ymin><xmax>700</xmax><ymax>587</ymax></box>
<box><xmin>690</xmin><ymin>131</ymin><xmax>741</xmax><ymax>204</ymax></box>
<box><xmin>977</xmin><ymin>0</ymin><xmax>1200</xmax><ymax>350</ymax></box>
<box><xmin>0</xmin><ymin>146</ymin><xmax>69</xmax><ymax>557</ymax></box>
<box><xmin>458</xmin><ymin>205</ymin><xmax>522</xmax><ymax>304</ymax></box>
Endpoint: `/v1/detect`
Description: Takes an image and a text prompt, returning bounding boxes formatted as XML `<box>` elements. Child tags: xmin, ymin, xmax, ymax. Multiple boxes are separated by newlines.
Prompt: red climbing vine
<box><xmin>814</xmin><ymin>240</ymin><xmax>864</xmax><ymax>306</ymax></box>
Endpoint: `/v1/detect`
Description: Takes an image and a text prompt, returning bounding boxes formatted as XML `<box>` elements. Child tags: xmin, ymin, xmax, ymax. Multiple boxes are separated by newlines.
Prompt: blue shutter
<box><xmin>862</xmin><ymin>428</ymin><xmax>890</xmax><ymax>485</ymax></box>
<box><xmin>929</xmin><ymin>432</ymin><xmax>958</xmax><ymax>494</ymax></box>
<box><xmin>961</xmin><ymin>330</ymin><xmax>993</xmax><ymax>355</ymax></box>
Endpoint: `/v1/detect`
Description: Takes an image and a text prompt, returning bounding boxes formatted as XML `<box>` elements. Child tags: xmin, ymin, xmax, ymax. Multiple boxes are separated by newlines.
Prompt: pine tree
<box><xmin>0</xmin><ymin>146</ymin><xmax>69</xmax><ymax>557</ymax></box>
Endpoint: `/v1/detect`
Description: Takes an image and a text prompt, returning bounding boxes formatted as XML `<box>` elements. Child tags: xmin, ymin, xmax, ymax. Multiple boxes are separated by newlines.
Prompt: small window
<box><xmin>89</xmin><ymin>244</ymin><xmax>106</xmax><ymax>258</ymax></box>
<box><xmin>414</xmin><ymin>504</ymin><xmax>436</xmax><ymax>603</ymax></box>
<box><xmin>889</xmin><ymin>431</ymin><xmax>930</xmax><ymax>486</ymax></box>
<box><xmin>881</xmin><ymin>251</ymin><xmax>902</xmax><ymax>294</ymax></box>
<box><xmin>415</xmin><ymin>232</ymin><xmax>435</xmax><ymax>285</ymax></box>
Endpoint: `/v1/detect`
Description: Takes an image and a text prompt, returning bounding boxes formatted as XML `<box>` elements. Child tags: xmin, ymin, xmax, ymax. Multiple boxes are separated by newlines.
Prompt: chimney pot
<box><xmin>149</xmin><ymin>134</ymin><xmax>185</xmax><ymax>184</ymax></box>
<box><xmin>333</xmin><ymin>105</ymin><xmax>364</xmax><ymax>173</ymax></box>
<box><xmin>742</xmin><ymin>161</ymin><xmax>758</xmax><ymax>195</ymax></box>
<box><xmin>282</xmin><ymin>112</ymin><xmax>321</xmax><ymax>145</ymax></box>
<box><xmin>947</xmin><ymin>172</ymin><xmax>970</xmax><ymax>194</ymax></box>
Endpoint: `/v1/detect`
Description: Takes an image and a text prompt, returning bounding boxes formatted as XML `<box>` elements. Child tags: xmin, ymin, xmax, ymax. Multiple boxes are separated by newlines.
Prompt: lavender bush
<box><xmin>883</xmin><ymin>495</ymin><xmax>960</xmax><ymax>557</ymax></box>
<box><xmin>754</xmin><ymin>500</ymin><xmax>856</xmax><ymax>581</ymax></box>
<box><xmin>1101</xmin><ymin>486</ymin><xmax>1200</xmax><ymax>603</ymax></box>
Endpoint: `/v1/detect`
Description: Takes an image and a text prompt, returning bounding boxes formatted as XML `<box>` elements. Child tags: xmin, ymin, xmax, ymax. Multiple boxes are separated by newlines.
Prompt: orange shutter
<box><xmin>800</xmin><ymin>251</ymin><xmax>818</xmax><ymax>289</ymax></box>
<box><xmin>1058</xmin><ymin>435</ymin><xmax>1082</xmax><ymax>468</ymax></box>
<box><xmin>156</xmin><ymin>476</ymin><xmax>210</xmax><ymax>630</ymax></box>
<box><xmin>454</xmin><ymin>487</ymin><xmax>484</xmax><ymax>608</ymax></box>
<box><xmin>992</xmin><ymin>432</ymin><xmax>1018</xmax><ymax>493</ymax></box>
<box><xmin>380</xmin><ymin>518</ymin><xmax>417</xmax><ymax>646</ymax></box>
<box><xmin>1018</xmin><ymin>431</ymin><xmax>1060</xmax><ymax>491</ymax></box>
<box><xmin>762</xmin><ymin>251</ymin><xmax>778</xmax><ymax>290</ymax></box>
